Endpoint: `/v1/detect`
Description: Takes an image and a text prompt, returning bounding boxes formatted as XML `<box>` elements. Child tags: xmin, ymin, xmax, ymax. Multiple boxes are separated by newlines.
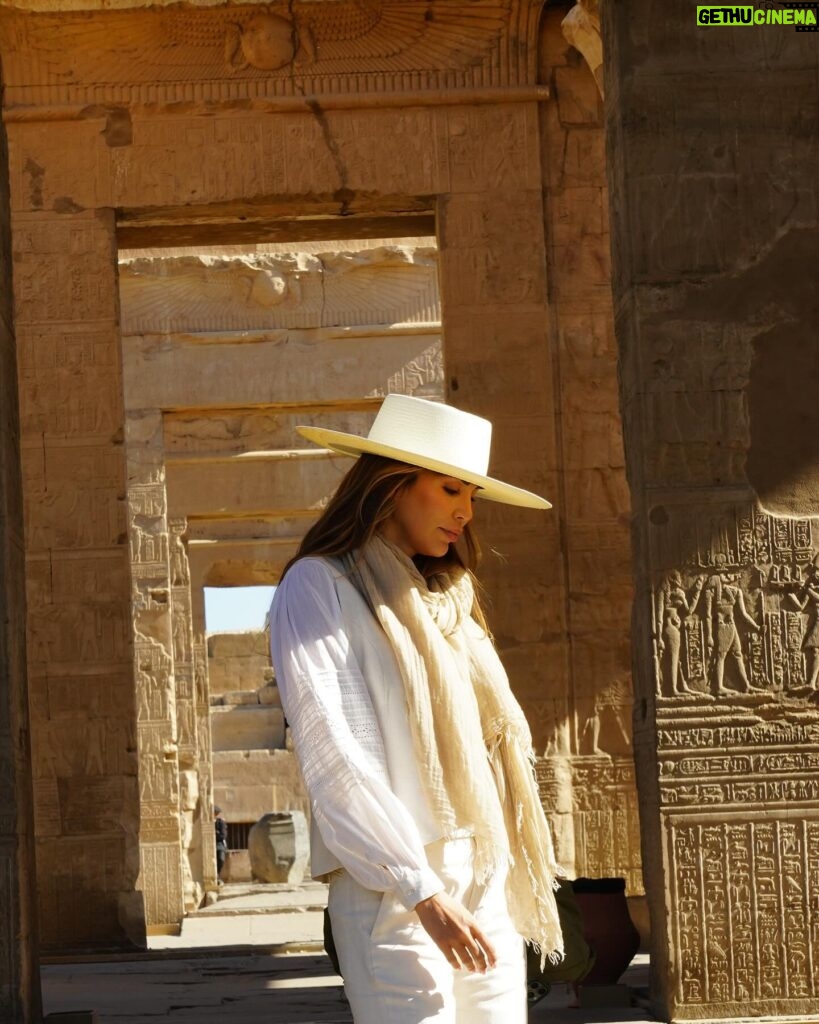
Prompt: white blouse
<box><xmin>268</xmin><ymin>556</ymin><xmax>445</xmax><ymax>910</ymax></box>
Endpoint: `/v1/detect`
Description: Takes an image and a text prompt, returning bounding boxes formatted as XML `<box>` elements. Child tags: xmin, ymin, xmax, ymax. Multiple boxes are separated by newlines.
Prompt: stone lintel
<box><xmin>124</xmin><ymin>332</ymin><xmax>441</xmax><ymax>410</ymax></box>
<box><xmin>167</xmin><ymin>452</ymin><xmax>345</xmax><ymax>520</ymax></box>
<box><xmin>189</xmin><ymin>538</ymin><xmax>299</xmax><ymax>589</ymax></box>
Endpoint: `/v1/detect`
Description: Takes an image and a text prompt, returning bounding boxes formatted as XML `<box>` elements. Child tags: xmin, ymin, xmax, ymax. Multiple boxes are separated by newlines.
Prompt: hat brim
<box><xmin>297</xmin><ymin>426</ymin><xmax>552</xmax><ymax>510</ymax></box>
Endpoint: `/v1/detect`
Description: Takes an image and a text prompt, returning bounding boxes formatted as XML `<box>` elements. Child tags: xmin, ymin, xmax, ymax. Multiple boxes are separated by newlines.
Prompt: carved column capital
<box><xmin>561</xmin><ymin>0</ymin><xmax>604</xmax><ymax>98</ymax></box>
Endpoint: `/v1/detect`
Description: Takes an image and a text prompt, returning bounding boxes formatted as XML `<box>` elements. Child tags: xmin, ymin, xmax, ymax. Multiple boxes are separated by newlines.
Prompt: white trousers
<box><xmin>327</xmin><ymin>837</ymin><xmax>526</xmax><ymax>1024</ymax></box>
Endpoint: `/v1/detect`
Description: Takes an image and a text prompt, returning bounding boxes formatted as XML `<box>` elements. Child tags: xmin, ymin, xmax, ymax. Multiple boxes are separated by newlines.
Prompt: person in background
<box><xmin>214</xmin><ymin>806</ymin><xmax>228</xmax><ymax>883</ymax></box>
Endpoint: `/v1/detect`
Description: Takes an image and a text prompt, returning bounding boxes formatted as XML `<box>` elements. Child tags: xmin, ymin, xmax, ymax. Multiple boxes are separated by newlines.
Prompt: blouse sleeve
<box><xmin>269</xmin><ymin>557</ymin><xmax>443</xmax><ymax>910</ymax></box>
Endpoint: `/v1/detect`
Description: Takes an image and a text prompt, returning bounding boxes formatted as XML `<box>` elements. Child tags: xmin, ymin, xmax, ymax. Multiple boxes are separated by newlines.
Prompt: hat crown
<box><xmin>368</xmin><ymin>395</ymin><xmax>492</xmax><ymax>477</ymax></box>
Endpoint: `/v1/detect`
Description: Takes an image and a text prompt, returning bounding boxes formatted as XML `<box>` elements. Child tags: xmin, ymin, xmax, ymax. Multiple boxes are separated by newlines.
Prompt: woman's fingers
<box><xmin>459</xmin><ymin>924</ymin><xmax>496</xmax><ymax>973</ymax></box>
<box><xmin>415</xmin><ymin>892</ymin><xmax>497</xmax><ymax>974</ymax></box>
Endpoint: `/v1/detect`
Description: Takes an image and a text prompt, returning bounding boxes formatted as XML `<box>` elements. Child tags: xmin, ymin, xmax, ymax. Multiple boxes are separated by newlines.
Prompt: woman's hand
<box><xmin>414</xmin><ymin>891</ymin><xmax>497</xmax><ymax>974</ymax></box>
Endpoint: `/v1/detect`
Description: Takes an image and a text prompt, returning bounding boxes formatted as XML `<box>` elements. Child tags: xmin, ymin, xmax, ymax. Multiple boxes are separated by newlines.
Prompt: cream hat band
<box><xmin>296</xmin><ymin>394</ymin><xmax>551</xmax><ymax>510</ymax></box>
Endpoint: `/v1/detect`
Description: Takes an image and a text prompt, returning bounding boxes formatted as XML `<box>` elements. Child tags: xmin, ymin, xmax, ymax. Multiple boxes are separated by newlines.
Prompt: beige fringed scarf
<box><xmin>348</xmin><ymin>534</ymin><xmax>565</xmax><ymax>963</ymax></box>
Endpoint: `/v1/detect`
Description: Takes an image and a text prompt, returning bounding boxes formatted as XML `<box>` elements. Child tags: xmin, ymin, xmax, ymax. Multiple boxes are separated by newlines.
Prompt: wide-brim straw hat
<box><xmin>297</xmin><ymin>394</ymin><xmax>551</xmax><ymax>510</ymax></box>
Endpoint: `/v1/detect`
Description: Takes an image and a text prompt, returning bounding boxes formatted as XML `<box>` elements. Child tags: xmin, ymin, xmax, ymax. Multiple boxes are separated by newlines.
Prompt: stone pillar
<box><xmin>193</xmin><ymin>637</ymin><xmax>217</xmax><ymax>894</ymax></box>
<box><xmin>14</xmin><ymin>208</ymin><xmax>141</xmax><ymax>949</ymax></box>
<box><xmin>538</xmin><ymin>6</ymin><xmax>639</xmax><ymax>890</ymax></box>
<box><xmin>436</xmin><ymin>102</ymin><xmax>575</xmax><ymax>866</ymax></box>
<box><xmin>0</xmin><ymin>107</ymin><xmax>40</xmax><ymax>1024</ymax></box>
<box><xmin>169</xmin><ymin>518</ymin><xmax>216</xmax><ymax>904</ymax></box>
<box><xmin>602</xmin><ymin>6</ymin><xmax>819</xmax><ymax>1021</ymax></box>
<box><xmin>126</xmin><ymin>409</ymin><xmax>184</xmax><ymax>931</ymax></box>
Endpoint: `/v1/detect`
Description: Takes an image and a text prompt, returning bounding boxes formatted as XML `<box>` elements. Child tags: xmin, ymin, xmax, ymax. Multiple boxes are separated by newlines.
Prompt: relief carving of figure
<box><xmin>656</xmin><ymin>570</ymin><xmax>706</xmax><ymax>694</ymax></box>
<box><xmin>170</xmin><ymin>524</ymin><xmax>190</xmax><ymax>587</ymax></box>
<box><xmin>704</xmin><ymin>560</ymin><xmax>762</xmax><ymax>696</ymax></box>
<box><xmin>173</xmin><ymin>612</ymin><xmax>191</xmax><ymax>665</ymax></box>
<box><xmin>225</xmin><ymin>14</ymin><xmax>298</xmax><ymax>72</ymax></box>
<box><xmin>582</xmin><ymin>677</ymin><xmax>632</xmax><ymax>756</ymax></box>
<box><xmin>786</xmin><ymin>562</ymin><xmax>819</xmax><ymax>689</ymax></box>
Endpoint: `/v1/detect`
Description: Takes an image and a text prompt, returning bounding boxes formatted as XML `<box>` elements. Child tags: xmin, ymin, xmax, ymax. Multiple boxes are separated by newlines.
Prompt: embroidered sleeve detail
<box><xmin>286</xmin><ymin>665</ymin><xmax>390</xmax><ymax>797</ymax></box>
<box><xmin>269</xmin><ymin>557</ymin><xmax>438</xmax><ymax>898</ymax></box>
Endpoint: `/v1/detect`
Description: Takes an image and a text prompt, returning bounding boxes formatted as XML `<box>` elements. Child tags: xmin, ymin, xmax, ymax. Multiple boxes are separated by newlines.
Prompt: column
<box><xmin>126</xmin><ymin>409</ymin><xmax>185</xmax><ymax>930</ymax></box>
<box><xmin>602</xmin><ymin>5</ymin><xmax>819</xmax><ymax>1019</ymax></box>
<box><xmin>14</xmin><ymin>209</ymin><xmax>141</xmax><ymax>949</ymax></box>
<box><xmin>0</xmin><ymin>105</ymin><xmax>40</xmax><ymax>1024</ymax></box>
<box><xmin>169</xmin><ymin>517</ymin><xmax>216</xmax><ymax>903</ymax></box>
<box><xmin>435</xmin><ymin>100</ymin><xmax>574</xmax><ymax>863</ymax></box>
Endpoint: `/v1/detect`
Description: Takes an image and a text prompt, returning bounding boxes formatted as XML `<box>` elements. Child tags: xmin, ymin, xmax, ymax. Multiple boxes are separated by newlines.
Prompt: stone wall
<box><xmin>208</xmin><ymin>632</ymin><xmax>271</xmax><ymax>696</ymax></box>
<box><xmin>1</xmin><ymin>0</ymin><xmax>636</xmax><ymax>948</ymax></box>
<box><xmin>0</xmin><ymin>106</ymin><xmax>41</xmax><ymax>1024</ymax></box>
<box><xmin>603</xmin><ymin>4</ymin><xmax>819</xmax><ymax>1020</ymax></box>
<box><xmin>213</xmin><ymin>750</ymin><xmax>309</xmax><ymax>826</ymax></box>
<box><xmin>207</xmin><ymin>631</ymin><xmax>307</xmax><ymax>836</ymax></box>
<box><xmin>536</xmin><ymin>4</ymin><xmax>638</xmax><ymax>890</ymax></box>
<box><xmin>14</xmin><ymin>223</ymin><xmax>141</xmax><ymax>946</ymax></box>
<box><xmin>119</xmin><ymin>240</ymin><xmax>443</xmax><ymax>918</ymax></box>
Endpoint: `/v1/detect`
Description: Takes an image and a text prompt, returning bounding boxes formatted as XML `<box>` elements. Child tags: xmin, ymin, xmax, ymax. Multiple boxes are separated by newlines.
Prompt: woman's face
<box><xmin>381</xmin><ymin>470</ymin><xmax>478</xmax><ymax>558</ymax></box>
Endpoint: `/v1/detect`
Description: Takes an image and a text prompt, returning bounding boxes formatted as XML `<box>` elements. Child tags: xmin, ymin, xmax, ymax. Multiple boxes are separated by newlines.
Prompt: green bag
<box><xmin>526</xmin><ymin>878</ymin><xmax>595</xmax><ymax>987</ymax></box>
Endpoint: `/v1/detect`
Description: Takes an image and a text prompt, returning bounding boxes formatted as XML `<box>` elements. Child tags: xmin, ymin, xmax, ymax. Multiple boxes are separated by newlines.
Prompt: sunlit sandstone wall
<box><xmin>9</xmin><ymin>181</ymin><xmax>141</xmax><ymax>944</ymax></box>
<box><xmin>535</xmin><ymin>4</ymin><xmax>637</xmax><ymax>892</ymax></box>
<box><xmin>121</xmin><ymin>241</ymin><xmax>442</xmax><ymax>886</ymax></box>
<box><xmin>0</xmin><ymin>109</ymin><xmax>41</xmax><ymax>1024</ymax></box>
<box><xmin>1</xmin><ymin>0</ymin><xmax>638</xmax><ymax>947</ymax></box>
<box><xmin>603</xmin><ymin>4</ymin><xmax>819</xmax><ymax>1021</ymax></box>
<box><xmin>207</xmin><ymin>631</ymin><xmax>309</xmax><ymax>826</ymax></box>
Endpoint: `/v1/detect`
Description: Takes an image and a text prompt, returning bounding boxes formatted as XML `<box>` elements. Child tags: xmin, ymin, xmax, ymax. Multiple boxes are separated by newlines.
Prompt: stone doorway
<box><xmin>3</xmin><ymin>0</ymin><xmax>638</xmax><ymax>1011</ymax></box>
<box><xmin>118</xmin><ymin>226</ymin><xmax>445</xmax><ymax>937</ymax></box>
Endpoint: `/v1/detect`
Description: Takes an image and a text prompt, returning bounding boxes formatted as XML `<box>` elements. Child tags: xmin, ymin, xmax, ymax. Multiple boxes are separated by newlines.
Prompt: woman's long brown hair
<box><xmin>281</xmin><ymin>453</ymin><xmax>487</xmax><ymax>623</ymax></box>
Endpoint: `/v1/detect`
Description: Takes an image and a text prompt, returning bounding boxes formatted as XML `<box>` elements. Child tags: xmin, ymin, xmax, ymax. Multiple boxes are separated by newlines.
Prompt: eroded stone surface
<box><xmin>0</xmin><ymin>112</ymin><xmax>41</xmax><ymax>1024</ymax></box>
<box><xmin>4</xmin><ymin>0</ymin><xmax>637</xmax><ymax>973</ymax></box>
<box><xmin>602</xmin><ymin>3</ymin><xmax>819</xmax><ymax>1019</ymax></box>
<box><xmin>248</xmin><ymin>811</ymin><xmax>309</xmax><ymax>885</ymax></box>
<box><xmin>208</xmin><ymin>632</ymin><xmax>271</xmax><ymax>697</ymax></box>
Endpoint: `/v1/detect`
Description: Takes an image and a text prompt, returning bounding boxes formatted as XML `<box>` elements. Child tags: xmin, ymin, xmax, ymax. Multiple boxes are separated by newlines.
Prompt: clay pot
<box><xmin>572</xmin><ymin>876</ymin><xmax>641</xmax><ymax>985</ymax></box>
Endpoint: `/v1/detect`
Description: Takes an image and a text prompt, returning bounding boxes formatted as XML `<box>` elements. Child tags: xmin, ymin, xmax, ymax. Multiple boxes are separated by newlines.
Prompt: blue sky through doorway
<box><xmin>204</xmin><ymin>586</ymin><xmax>275</xmax><ymax>634</ymax></box>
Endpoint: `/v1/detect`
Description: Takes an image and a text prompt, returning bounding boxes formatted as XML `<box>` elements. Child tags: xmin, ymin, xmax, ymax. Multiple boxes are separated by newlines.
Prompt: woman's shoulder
<box><xmin>285</xmin><ymin>554</ymin><xmax>343</xmax><ymax>579</ymax></box>
<box><xmin>270</xmin><ymin>557</ymin><xmax>346</xmax><ymax>628</ymax></box>
<box><xmin>276</xmin><ymin>555</ymin><xmax>346</xmax><ymax>599</ymax></box>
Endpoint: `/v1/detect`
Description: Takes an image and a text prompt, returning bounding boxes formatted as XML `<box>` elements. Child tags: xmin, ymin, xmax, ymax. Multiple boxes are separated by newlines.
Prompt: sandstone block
<box><xmin>211</xmin><ymin>749</ymin><xmax>309</xmax><ymax>824</ymax></box>
<box><xmin>258</xmin><ymin>683</ymin><xmax>281</xmax><ymax>707</ymax></box>
<box><xmin>221</xmin><ymin>690</ymin><xmax>260</xmax><ymax>706</ymax></box>
<box><xmin>248</xmin><ymin>811</ymin><xmax>309</xmax><ymax>884</ymax></box>
<box><xmin>211</xmin><ymin>706</ymin><xmax>285</xmax><ymax>752</ymax></box>
<box><xmin>555</xmin><ymin>65</ymin><xmax>602</xmax><ymax>126</ymax></box>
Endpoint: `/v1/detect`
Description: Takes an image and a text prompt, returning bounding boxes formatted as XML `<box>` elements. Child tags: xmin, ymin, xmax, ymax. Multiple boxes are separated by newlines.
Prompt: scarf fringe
<box><xmin>352</xmin><ymin>537</ymin><xmax>565</xmax><ymax>960</ymax></box>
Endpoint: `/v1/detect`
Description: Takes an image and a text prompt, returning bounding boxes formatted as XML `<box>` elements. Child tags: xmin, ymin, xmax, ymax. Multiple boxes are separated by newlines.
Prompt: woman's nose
<box><xmin>455</xmin><ymin>500</ymin><xmax>472</xmax><ymax>524</ymax></box>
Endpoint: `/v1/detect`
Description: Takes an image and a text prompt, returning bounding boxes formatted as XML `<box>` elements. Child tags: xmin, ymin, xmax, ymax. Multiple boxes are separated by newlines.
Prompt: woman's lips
<box><xmin>440</xmin><ymin>528</ymin><xmax>461</xmax><ymax>542</ymax></box>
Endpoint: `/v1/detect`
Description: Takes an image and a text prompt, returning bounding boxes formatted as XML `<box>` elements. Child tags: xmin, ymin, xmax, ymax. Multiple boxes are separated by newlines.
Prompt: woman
<box><xmin>269</xmin><ymin>394</ymin><xmax>563</xmax><ymax>1023</ymax></box>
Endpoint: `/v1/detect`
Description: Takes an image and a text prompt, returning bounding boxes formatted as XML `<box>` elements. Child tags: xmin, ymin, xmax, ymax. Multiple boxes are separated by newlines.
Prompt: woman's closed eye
<box><xmin>444</xmin><ymin>481</ymin><xmax>476</xmax><ymax>500</ymax></box>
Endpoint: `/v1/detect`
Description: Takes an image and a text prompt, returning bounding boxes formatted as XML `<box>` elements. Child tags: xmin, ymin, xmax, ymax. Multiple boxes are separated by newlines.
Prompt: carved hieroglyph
<box><xmin>126</xmin><ymin>410</ymin><xmax>186</xmax><ymax>928</ymax></box>
<box><xmin>651</xmin><ymin>503</ymin><xmax>815</xmax><ymax>702</ymax></box>
<box><xmin>636</xmin><ymin>454</ymin><xmax>819</xmax><ymax>1005</ymax></box>
<box><xmin>119</xmin><ymin>246</ymin><xmax>440</xmax><ymax>334</ymax></box>
<box><xmin>0</xmin><ymin>0</ymin><xmax>545</xmax><ymax>109</ymax></box>
<box><xmin>169</xmin><ymin>518</ymin><xmax>217</xmax><ymax>908</ymax></box>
